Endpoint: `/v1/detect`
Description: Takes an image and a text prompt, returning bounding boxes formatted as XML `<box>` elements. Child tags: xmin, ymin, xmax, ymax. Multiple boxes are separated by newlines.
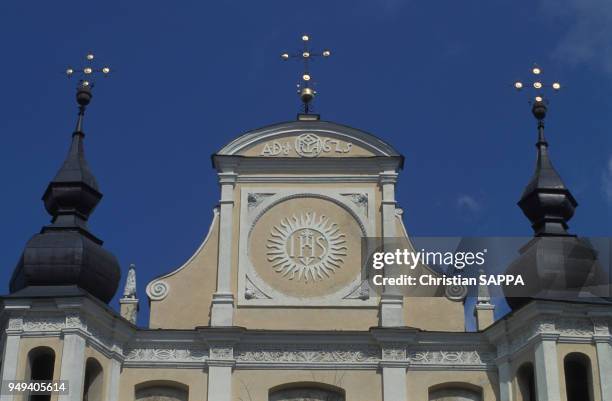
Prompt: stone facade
<box><xmin>1</xmin><ymin>119</ymin><xmax>610</xmax><ymax>401</ymax></box>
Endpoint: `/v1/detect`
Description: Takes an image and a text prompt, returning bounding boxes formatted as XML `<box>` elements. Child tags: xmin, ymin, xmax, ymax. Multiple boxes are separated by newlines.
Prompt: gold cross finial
<box><xmin>280</xmin><ymin>34</ymin><xmax>331</xmax><ymax>114</ymax></box>
<box><xmin>513</xmin><ymin>64</ymin><xmax>562</xmax><ymax>123</ymax></box>
<box><xmin>513</xmin><ymin>64</ymin><xmax>561</xmax><ymax>104</ymax></box>
<box><xmin>65</xmin><ymin>52</ymin><xmax>111</xmax><ymax>89</ymax></box>
<box><xmin>64</xmin><ymin>52</ymin><xmax>112</xmax><ymax>131</ymax></box>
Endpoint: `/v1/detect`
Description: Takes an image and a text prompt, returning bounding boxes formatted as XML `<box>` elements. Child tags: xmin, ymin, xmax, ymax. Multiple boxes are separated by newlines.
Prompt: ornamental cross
<box><xmin>63</xmin><ymin>52</ymin><xmax>112</xmax><ymax>131</ymax></box>
<box><xmin>280</xmin><ymin>34</ymin><xmax>331</xmax><ymax>114</ymax></box>
<box><xmin>513</xmin><ymin>64</ymin><xmax>562</xmax><ymax>125</ymax></box>
<box><xmin>65</xmin><ymin>52</ymin><xmax>111</xmax><ymax>89</ymax></box>
<box><xmin>513</xmin><ymin>64</ymin><xmax>561</xmax><ymax>104</ymax></box>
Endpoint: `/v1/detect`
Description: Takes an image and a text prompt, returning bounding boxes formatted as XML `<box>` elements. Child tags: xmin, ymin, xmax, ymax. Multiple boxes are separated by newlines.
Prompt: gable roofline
<box><xmin>216</xmin><ymin>120</ymin><xmax>402</xmax><ymax>158</ymax></box>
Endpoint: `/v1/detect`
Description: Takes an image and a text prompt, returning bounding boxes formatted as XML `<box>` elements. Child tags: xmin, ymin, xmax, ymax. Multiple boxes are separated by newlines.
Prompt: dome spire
<box><xmin>504</xmin><ymin>65</ymin><xmax>610</xmax><ymax>310</ymax></box>
<box><xmin>9</xmin><ymin>53</ymin><xmax>120</xmax><ymax>304</ymax></box>
<box><xmin>42</xmin><ymin>82</ymin><xmax>101</xmax><ymax>238</ymax></box>
<box><xmin>517</xmin><ymin>98</ymin><xmax>577</xmax><ymax>236</ymax></box>
<box><xmin>513</xmin><ymin>65</ymin><xmax>575</xmax><ymax>236</ymax></box>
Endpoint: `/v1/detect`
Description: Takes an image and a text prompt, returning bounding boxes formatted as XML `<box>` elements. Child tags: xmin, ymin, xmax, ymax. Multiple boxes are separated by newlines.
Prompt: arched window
<box><xmin>83</xmin><ymin>358</ymin><xmax>104</xmax><ymax>401</ymax></box>
<box><xmin>564</xmin><ymin>353</ymin><xmax>593</xmax><ymax>401</ymax></box>
<box><xmin>269</xmin><ymin>383</ymin><xmax>345</xmax><ymax>401</ymax></box>
<box><xmin>516</xmin><ymin>362</ymin><xmax>536</xmax><ymax>401</ymax></box>
<box><xmin>135</xmin><ymin>381</ymin><xmax>188</xmax><ymax>401</ymax></box>
<box><xmin>428</xmin><ymin>383</ymin><xmax>482</xmax><ymax>401</ymax></box>
<box><xmin>26</xmin><ymin>347</ymin><xmax>55</xmax><ymax>401</ymax></box>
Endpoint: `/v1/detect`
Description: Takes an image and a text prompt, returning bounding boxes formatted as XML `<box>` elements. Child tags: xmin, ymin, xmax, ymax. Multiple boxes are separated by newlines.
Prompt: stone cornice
<box><xmin>2</xmin><ymin>297</ymin><xmax>609</xmax><ymax>370</ymax></box>
<box><xmin>212</xmin><ymin>155</ymin><xmax>403</xmax><ymax>176</ymax></box>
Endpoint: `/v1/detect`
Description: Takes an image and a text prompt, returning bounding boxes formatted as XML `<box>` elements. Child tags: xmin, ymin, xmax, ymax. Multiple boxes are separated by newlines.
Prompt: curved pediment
<box><xmin>217</xmin><ymin>120</ymin><xmax>401</xmax><ymax>158</ymax></box>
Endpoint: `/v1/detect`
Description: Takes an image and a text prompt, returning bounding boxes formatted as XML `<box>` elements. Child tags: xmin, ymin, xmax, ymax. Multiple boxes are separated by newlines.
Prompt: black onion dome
<box><xmin>9</xmin><ymin>90</ymin><xmax>120</xmax><ymax>303</ymax></box>
<box><xmin>517</xmin><ymin>119</ymin><xmax>577</xmax><ymax>237</ymax></box>
<box><xmin>504</xmin><ymin>101</ymin><xmax>610</xmax><ymax>310</ymax></box>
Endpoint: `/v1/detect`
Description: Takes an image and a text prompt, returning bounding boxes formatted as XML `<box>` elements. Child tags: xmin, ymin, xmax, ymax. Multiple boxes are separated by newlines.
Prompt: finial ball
<box><xmin>300</xmin><ymin>87</ymin><xmax>315</xmax><ymax>104</ymax></box>
<box><xmin>532</xmin><ymin>98</ymin><xmax>547</xmax><ymax>121</ymax></box>
<box><xmin>76</xmin><ymin>83</ymin><xmax>92</xmax><ymax>106</ymax></box>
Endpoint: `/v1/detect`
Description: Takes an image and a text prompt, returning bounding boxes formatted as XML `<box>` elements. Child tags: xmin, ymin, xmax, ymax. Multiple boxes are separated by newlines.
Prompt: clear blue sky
<box><xmin>1</xmin><ymin>1</ymin><xmax>610</xmax><ymax>327</ymax></box>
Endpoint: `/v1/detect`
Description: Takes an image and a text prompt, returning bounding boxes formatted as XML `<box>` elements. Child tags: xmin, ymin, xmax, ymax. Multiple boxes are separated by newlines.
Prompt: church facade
<box><xmin>1</xmin><ymin>86</ymin><xmax>611</xmax><ymax>401</ymax></box>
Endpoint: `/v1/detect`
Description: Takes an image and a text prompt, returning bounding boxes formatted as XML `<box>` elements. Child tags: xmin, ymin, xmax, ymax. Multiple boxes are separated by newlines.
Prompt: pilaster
<box><xmin>105</xmin><ymin>357</ymin><xmax>122</xmax><ymax>401</ymax></box>
<box><xmin>206</xmin><ymin>341</ymin><xmax>235</xmax><ymax>401</ymax></box>
<box><xmin>593</xmin><ymin>318</ymin><xmax>612</xmax><ymax>401</ymax></box>
<box><xmin>497</xmin><ymin>358</ymin><xmax>513</xmax><ymax>401</ymax></box>
<box><xmin>58</xmin><ymin>333</ymin><xmax>86</xmax><ymax>401</ymax></box>
<box><xmin>211</xmin><ymin>171</ymin><xmax>237</xmax><ymax>327</ymax></box>
<box><xmin>379</xmin><ymin>171</ymin><xmax>404</xmax><ymax>327</ymax></box>
<box><xmin>534</xmin><ymin>334</ymin><xmax>561</xmax><ymax>401</ymax></box>
<box><xmin>0</xmin><ymin>332</ymin><xmax>21</xmax><ymax>401</ymax></box>
<box><xmin>381</xmin><ymin>366</ymin><xmax>407</xmax><ymax>401</ymax></box>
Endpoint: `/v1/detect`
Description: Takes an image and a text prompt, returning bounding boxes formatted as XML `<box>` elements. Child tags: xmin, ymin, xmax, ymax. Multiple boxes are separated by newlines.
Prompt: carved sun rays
<box><xmin>266</xmin><ymin>212</ymin><xmax>347</xmax><ymax>282</ymax></box>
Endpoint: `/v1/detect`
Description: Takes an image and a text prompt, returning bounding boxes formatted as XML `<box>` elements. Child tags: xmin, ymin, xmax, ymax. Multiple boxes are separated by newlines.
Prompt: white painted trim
<box><xmin>534</xmin><ymin>338</ymin><xmax>561</xmax><ymax>401</ymax></box>
<box><xmin>595</xmin><ymin>340</ymin><xmax>612</xmax><ymax>401</ymax></box>
<box><xmin>217</xmin><ymin>121</ymin><xmax>400</xmax><ymax>157</ymax></box>
<box><xmin>395</xmin><ymin>210</ymin><xmax>446</xmax><ymax>278</ymax></box>
<box><xmin>58</xmin><ymin>333</ymin><xmax>86</xmax><ymax>401</ymax></box>
<box><xmin>497</xmin><ymin>360</ymin><xmax>513</xmax><ymax>401</ymax></box>
<box><xmin>237</xmin><ymin>175</ymin><xmax>381</xmax><ymax>183</ymax></box>
<box><xmin>207</xmin><ymin>365</ymin><xmax>232</xmax><ymax>401</ymax></box>
<box><xmin>0</xmin><ymin>335</ymin><xmax>21</xmax><ymax>401</ymax></box>
<box><xmin>382</xmin><ymin>366</ymin><xmax>407</xmax><ymax>401</ymax></box>
<box><xmin>105</xmin><ymin>358</ymin><xmax>121</xmax><ymax>401</ymax></box>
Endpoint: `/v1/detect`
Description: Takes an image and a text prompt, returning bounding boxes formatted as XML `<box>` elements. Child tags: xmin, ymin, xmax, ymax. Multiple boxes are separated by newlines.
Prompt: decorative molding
<box><xmin>343</xmin><ymin>280</ymin><xmax>370</xmax><ymax>300</ymax></box>
<box><xmin>238</xmin><ymin>187</ymin><xmax>378</xmax><ymax>307</ymax></box>
<box><xmin>247</xmin><ymin>193</ymin><xmax>274</xmax><ymax>209</ymax></box>
<box><xmin>593</xmin><ymin>318</ymin><xmax>610</xmax><ymax>336</ymax></box>
<box><xmin>7</xmin><ymin>317</ymin><xmax>23</xmax><ymax>331</ymax></box>
<box><xmin>237</xmin><ymin>175</ymin><xmax>381</xmax><ymax>183</ymax></box>
<box><xmin>244</xmin><ymin>276</ymin><xmax>271</xmax><ymax>300</ymax></box>
<box><xmin>216</xmin><ymin>122</ymin><xmax>399</xmax><ymax>157</ymax></box>
<box><xmin>556</xmin><ymin>318</ymin><xmax>592</xmax><ymax>337</ymax></box>
<box><xmin>445</xmin><ymin>284</ymin><xmax>468</xmax><ymax>301</ymax></box>
<box><xmin>382</xmin><ymin>344</ymin><xmax>406</xmax><ymax>361</ymax></box>
<box><xmin>147</xmin><ymin>281</ymin><xmax>170</xmax><ymax>301</ymax></box>
<box><xmin>408</xmin><ymin>350</ymin><xmax>492</xmax><ymax>365</ymax></box>
<box><xmin>249</xmin><ymin>192</ymin><xmax>369</xmax><ymax>238</ymax></box>
<box><xmin>340</xmin><ymin>193</ymin><xmax>368</xmax><ymax>216</ymax></box>
<box><xmin>235</xmin><ymin>344</ymin><xmax>379</xmax><ymax>364</ymax></box>
<box><xmin>210</xmin><ymin>346</ymin><xmax>233</xmax><ymax>360</ymax></box>
<box><xmin>125</xmin><ymin>346</ymin><xmax>208</xmax><ymax>362</ymax></box>
<box><xmin>65</xmin><ymin>313</ymin><xmax>85</xmax><ymax>330</ymax></box>
<box><xmin>535</xmin><ymin>318</ymin><xmax>556</xmax><ymax>334</ymax></box>
<box><xmin>22</xmin><ymin>316</ymin><xmax>65</xmax><ymax>332</ymax></box>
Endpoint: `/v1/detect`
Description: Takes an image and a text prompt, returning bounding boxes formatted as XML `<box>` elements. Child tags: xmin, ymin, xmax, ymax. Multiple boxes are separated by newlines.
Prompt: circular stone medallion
<box><xmin>249</xmin><ymin>197</ymin><xmax>362</xmax><ymax>298</ymax></box>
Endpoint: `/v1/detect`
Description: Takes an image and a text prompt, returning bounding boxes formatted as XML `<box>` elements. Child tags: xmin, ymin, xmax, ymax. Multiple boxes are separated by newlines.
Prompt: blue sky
<box><xmin>0</xmin><ymin>1</ymin><xmax>610</xmax><ymax>327</ymax></box>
